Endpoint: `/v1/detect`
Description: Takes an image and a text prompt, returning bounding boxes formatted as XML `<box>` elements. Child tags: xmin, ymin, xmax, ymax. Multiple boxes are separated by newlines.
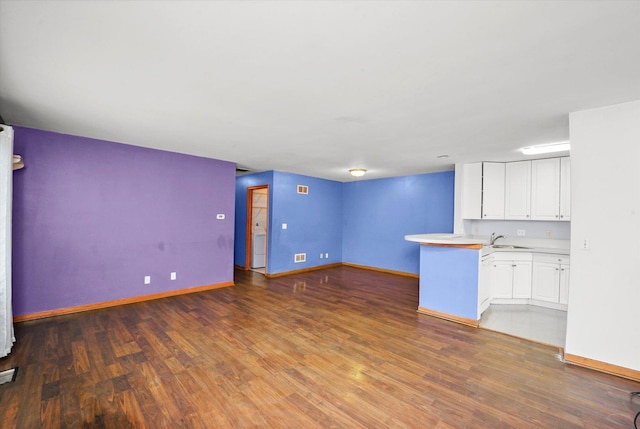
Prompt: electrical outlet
<box><xmin>473</xmin><ymin>227</ymin><xmax>479</xmax><ymax>235</ymax></box>
<box><xmin>282</xmin><ymin>223</ymin><xmax>287</xmax><ymax>229</ymax></box>
<box><xmin>320</xmin><ymin>253</ymin><xmax>324</xmax><ymax>259</ymax></box>
<box><xmin>144</xmin><ymin>276</ymin><xmax>151</xmax><ymax>284</ymax></box>
<box><xmin>517</xmin><ymin>229</ymin><xmax>525</xmax><ymax>236</ymax></box>
<box><xmin>170</xmin><ymin>272</ymin><xmax>177</xmax><ymax>280</ymax></box>
<box><xmin>325</xmin><ymin>253</ymin><xmax>329</xmax><ymax>258</ymax></box>
<box><xmin>546</xmin><ymin>230</ymin><xmax>552</xmax><ymax>238</ymax></box>
<box><xmin>583</xmin><ymin>239</ymin><xmax>591</xmax><ymax>250</ymax></box>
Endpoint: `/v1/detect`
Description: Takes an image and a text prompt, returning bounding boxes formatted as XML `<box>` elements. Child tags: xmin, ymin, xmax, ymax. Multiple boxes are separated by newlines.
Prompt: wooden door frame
<box><xmin>245</xmin><ymin>185</ymin><xmax>269</xmax><ymax>270</ymax></box>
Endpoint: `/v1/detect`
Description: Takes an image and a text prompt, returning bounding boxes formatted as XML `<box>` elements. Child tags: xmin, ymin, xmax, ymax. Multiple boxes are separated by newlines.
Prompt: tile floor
<box><xmin>480</xmin><ymin>304</ymin><xmax>567</xmax><ymax>348</ymax></box>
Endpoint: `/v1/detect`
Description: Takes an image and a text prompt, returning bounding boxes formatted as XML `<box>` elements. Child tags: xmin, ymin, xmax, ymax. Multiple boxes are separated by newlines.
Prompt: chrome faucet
<box><xmin>490</xmin><ymin>232</ymin><xmax>505</xmax><ymax>245</ymax></box>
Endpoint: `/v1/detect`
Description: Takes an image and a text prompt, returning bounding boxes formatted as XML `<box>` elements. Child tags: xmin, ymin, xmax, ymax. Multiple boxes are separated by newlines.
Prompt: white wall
<box><xmin>565</xmin><ymin>100</ymin><xmax>640</xmax><ymax>371</ymax></box>
<box><xmin>465</xmin><ymin>219</ymin><xmax>570</xmax><ymax>240</ymax></box>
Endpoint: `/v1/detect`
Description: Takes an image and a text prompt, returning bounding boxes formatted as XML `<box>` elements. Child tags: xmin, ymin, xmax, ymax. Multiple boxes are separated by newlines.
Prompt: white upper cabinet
<box><xmin>559</xmin><ymin>157</ymin><xmax>571</xmax><ymax>220</ymax></box>
<box><xmin>482</xmin><ymin>162</ymin><xmax>505</xmax><ymax>219</ymax></box>
<box><xmin>531</xmin><ymin>158</ymin><xmax>561</xmax><ymax>220</ymax></box>
<box><xmin>460</xmin><ymin>156</ymin><xmax>569</xmax><ymax>222</ymax></box>
<box><xmin>530</xmin><ymin>157</ymin><xmax>570</xmax><ymax>221</ymax></box>
<box><xmin>505</xmin><ymin>161</ymin><xmax>531</xmax><ymax>220</ymax></box>
<box><xmin>461</xmin><ymin>163</ymin><xmax>483</xmax><ymax>219</ymax></box>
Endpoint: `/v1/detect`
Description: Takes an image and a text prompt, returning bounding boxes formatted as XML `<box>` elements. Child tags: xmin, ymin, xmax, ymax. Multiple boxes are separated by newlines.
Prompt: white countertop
<box><xmin>404</xmin><ymin>233</ymin><xmax>485</xmax><ymax>245</ymax></box>
<box><xmin>482</xmin><ymin>246</ymin><xmax>570</xmax><ymax>256</ymax></box>
<box><xmin>405</xmin><ymin>233</ymin><xmax>570</xmax><ymax>256</ymax></box>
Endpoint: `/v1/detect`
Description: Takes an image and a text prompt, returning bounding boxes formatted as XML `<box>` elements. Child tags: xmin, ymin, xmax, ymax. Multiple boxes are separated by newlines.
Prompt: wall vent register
<box><xmin>294</xmin><ymin>253</ymin><xmax>306</xmax><ymax>263</ymax></box>
<box><xmin>297</xmin><ymin>185</ymin><xmax>308</xmax><ymax>194</ymax></box>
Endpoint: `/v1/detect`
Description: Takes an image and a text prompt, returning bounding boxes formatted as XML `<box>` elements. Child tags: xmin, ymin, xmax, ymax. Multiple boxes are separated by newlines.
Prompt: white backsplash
<box><xmin>464</xmin><ymin>219</ymin><xmax>570</xmax><ymax>249</ymax></box>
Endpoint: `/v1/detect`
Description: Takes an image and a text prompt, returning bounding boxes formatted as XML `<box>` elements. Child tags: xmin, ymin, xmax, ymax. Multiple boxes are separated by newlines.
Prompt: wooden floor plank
<box><xmin>0</xmin><ymin>266</ymin><xmax>638</xmax><ymax>428</ymax></box>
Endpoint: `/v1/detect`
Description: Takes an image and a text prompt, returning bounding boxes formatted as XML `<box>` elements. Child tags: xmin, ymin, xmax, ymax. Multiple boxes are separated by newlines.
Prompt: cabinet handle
<box><xmin>526</xmin><ymin>215</ymin><xmax>529</xmax><ymax>218</ymax></box>
<box><xmin>555</xmin><ymin>268</ymin><xmax>559</xmax><ymax>271</ymax></box>
<box><xmin>555</xmin><ymin>215</ymin><xmax>559</xmax><ymax>218</ymax></box>
<box><xmin>560</xmin><ymin>215</ymin><xmax>564</xmax><ymax>218</ymax></box>
<box><xmin>512</xmin><ymin>265</ymin><xmax>516</xmax><ymax>267</ymax></box>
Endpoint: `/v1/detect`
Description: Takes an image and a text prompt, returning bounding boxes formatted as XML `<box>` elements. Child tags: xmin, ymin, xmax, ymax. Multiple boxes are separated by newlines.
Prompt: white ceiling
<box><xmin>1</xmin><ymin>1</ymin><xmax>639</xmax><ymax>181</ymax></box>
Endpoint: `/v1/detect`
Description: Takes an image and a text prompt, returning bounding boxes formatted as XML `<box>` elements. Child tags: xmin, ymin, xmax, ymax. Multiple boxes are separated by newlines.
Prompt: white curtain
<box><xmin>0</xmin><ymin>125</ymin><xmax>14</xmax><ymax>358</ymax></box>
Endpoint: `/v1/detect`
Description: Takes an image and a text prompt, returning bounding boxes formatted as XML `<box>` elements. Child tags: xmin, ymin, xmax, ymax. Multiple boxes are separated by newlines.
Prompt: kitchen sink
<box><xmin>489</xmin><ymin>244</ymin><xmax>532</xmax><ymax>249</ymax></box>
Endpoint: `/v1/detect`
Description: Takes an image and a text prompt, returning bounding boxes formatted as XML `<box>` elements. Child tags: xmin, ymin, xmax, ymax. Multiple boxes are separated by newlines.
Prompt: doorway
<box><xmin>246</xmin><ymin>185</ymin><xmax>269</xmax><ymax>274</ymax></box>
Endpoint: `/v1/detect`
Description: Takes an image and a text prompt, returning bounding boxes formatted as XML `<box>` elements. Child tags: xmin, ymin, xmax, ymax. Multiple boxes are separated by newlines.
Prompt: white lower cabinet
<box><xmin>531</xmin><ymin>262</ymin><xmax>559</xmax><ymax>302</ymax></box>
<box><xmin>559</xmin><ymin>264</ymin><xmax>570</xmax><ymax>305</ymax></box>
<box><xmin>484</xmin><ymin>251</ymin><xmax>570</xmax><ymax>311</ymax></box>
<box><xmin>478</xmin><ymin>254</ymin><xmax>493</xmax><ymax>315</ymax></box>
<box><xmin>489</xmin><ymin>253</ymin><xmax>532</xmax><ymax>301</ymax></box>
<box><xmin>531</xmin><ymin>254</ymin><xmax>570</xmax><ymax>309</ymax></box>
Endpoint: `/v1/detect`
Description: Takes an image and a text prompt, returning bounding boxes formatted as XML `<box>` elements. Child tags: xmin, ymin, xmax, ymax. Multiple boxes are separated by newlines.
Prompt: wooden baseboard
<box><xmin>417</xmin><ymin>306</ymin><xmax>480</xmax><ymax>328</ymax></box>
<box><xmin>341</xmin><ymin>262</ymin><xmax>419</xmax><ymax>279</ymax></box>
<box><xmin>13</xmin><ymin>281</ymin><xmax>234</xmax><ymax>322</ymax></box>
<box><xmin>265</xmin><ymin>263</ymin><xmax>342</xmax><ymax>278</ymax></box>
<box><xmin>564</xmin><ymin>353</ymin><xmax>640</xmax><ymax>383</ymax></box>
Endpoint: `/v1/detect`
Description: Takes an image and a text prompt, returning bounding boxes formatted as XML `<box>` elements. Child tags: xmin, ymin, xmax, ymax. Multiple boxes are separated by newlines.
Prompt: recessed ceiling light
<box><xmin>349</xmin><ymin>168</ymin><xmax>367</xmax><ymax>177</ymax></box>
<box><xmin>522</xmin><ymin>141</ymin><xmax>570</xmax><ymax>155</ymax></box>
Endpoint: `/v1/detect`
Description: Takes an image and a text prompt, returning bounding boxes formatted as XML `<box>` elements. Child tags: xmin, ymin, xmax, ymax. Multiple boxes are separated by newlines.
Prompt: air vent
<box><xmin>297</xmin><ymin>185</ymin><xmax>308</xmax><ymax>194</ymax></box>
<box><xmin>294</xmin><ymin>253</ymin><xmax>306</xmax><ymax>263</ymax></box>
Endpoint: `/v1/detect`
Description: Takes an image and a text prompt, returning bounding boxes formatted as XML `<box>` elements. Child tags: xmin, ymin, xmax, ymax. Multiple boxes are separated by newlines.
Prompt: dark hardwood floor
<box><xmin>1</xmin><ymin>266</ymin><xmax>638</xmax><ymax>428</ymax></box>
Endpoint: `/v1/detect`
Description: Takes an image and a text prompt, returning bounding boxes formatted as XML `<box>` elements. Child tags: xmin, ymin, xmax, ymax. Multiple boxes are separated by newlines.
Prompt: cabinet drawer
<box><xmin>533</xmin><ymin>254</ymin><xmax>569</xmax><ymax>265</ymax></box>
<box><xmin>492</xmin><ymin>252</ymin><xmax>532</xmax><ymax>262</ymax></box>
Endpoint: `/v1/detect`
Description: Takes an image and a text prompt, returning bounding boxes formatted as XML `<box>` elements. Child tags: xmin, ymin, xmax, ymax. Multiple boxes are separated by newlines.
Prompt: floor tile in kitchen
<box><xmin>480</xmin><ymin>304</ymin><xmax>567</xmax><ymax>348</ymax></box>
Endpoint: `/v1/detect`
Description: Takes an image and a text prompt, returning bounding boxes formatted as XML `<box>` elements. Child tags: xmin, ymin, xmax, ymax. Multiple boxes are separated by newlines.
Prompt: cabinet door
<box><xmin>482</xmin><ymin>162</ymin><xmax>505</xmax><ymax>219</ymax></box>
<box><xmin>512</xmin><ymin>261</ymin><xmax>532</xmax><ymax>299</ymax></box>
<box><xmin>559</xmin><ymin>264</ymin><xmax>570</xmax><ymax>304</ymax></box>
<box><xmin>479</xmin><ymin>256</ymin><xmax>493</xmax><ymax>313</ymax></box>
<box><xmin>505</xmin><ymin>161</ymin><xmax>531</xmax><ymax>220</ymax></box>
<box><xmin>491</xmin><ymin>261</ymin><xmax>513</xmax><ymax>299</ymax></box>
<box><xmin>462</xmin><ymin>163</ymin><xmax>483</xmax><ymax>219</ymax></box>
<box><xmin>532</xmin><ymin>262</ymin><xmax>560</xmax><ymax>302</ymax></box>
<box><xmin>559</xmin><ymin>157</ymin><xmax>571</xmax><ymax>221</ymax></box>
<box><xmin>531</xmin><ymin>158</ymin><xmax>561</xmax><ymax>221</ymax></box>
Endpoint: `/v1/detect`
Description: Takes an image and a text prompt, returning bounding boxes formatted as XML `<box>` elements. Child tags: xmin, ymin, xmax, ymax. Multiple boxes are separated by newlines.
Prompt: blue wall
<box><xmin>269</xmin><ymin>171</ymin><xmax>343</xmax><ymax>273</ymax></box>
<box><xmin>419</xmin><ymin>246</ymin><xmax>479</xmax><ymax>320</ymax></box>
<box><xmin>235</xmin><ymin>171</ymin><xmax>343</xmax><ymax>275</ymax></box>
<box><xmin>235</xmin><ymin>171</ymin><xmax>274</xmax><ymax>268</ymax></box>
<box><xmin>342</xmin><ymin>171</ymin><xmax>455</xmax><ymax>274</ymax></box>
<box><xmin>235</xmin><ymin>169</ymin><xmax>454</xmax><ymax>276</ymax></box>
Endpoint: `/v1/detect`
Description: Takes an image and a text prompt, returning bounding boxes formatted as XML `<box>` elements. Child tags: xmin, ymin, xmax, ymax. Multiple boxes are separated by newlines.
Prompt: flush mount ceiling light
<box><xmin>521</xmin><ymin>141</ymin><xmax>570</xmax><ymax>155</ymax></box>
<box><xmin>349</xmin><ymin>168</ymin><xmax>367</xmax><ymax>177</ymax></box>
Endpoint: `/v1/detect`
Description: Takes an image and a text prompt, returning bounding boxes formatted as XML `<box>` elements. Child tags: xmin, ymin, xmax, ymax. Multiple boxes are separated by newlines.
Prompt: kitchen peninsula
<box><xmin>406</xmin><ymin>233</ymin><xmax>571</xmax><ymax>329</ymax></box>
<box><xmin>405</xmin><ymin>234</ymin><xmax>486</xmax><ymax>327</ymax></box>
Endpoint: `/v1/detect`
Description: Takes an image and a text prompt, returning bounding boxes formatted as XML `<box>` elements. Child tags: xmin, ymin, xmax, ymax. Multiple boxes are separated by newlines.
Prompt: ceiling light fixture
<box><xmin>521</xmin><ymin>141</ymin><xmax>570</xmax><ymax>155</ymax></box>
<box><xmin>349</xmin><ymin>168</ymin><xmax>367</xmax><ymax>177</ymax></box>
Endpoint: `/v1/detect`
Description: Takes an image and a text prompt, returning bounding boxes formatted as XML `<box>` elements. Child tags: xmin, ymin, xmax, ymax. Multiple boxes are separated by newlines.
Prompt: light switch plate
<box><xmin>517</xmin><ymin>229</ymin><xmax>525</xmax><ymax>236</ymax></box>
<box><xmin>216</xmin><ymin>214</ymin><xmax>225</xmax><ymax>220</ymax></box>
<box><xmin>282</xmin><ymin>223</ymin><xmax>287</xmax><ymax>229</ymax></box>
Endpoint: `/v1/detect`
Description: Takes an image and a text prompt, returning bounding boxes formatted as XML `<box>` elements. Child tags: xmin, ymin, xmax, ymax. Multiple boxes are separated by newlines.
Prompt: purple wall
<box><xmin>12</xmin><ymin>127</ymin><xmax>235</xmax><ymax>316</ymax></box>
